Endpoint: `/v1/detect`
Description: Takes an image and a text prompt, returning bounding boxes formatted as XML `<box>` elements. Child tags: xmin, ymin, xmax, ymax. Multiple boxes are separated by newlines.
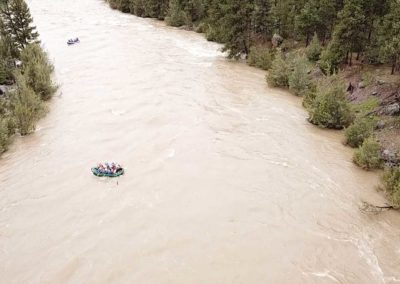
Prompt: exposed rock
<box><xmin>272</xmin><ymin>33</ymin><xmax>283</xmax><ymax>48</ymax></box>
<box><xmin>378</xmin><ymin>80</ymin><xmax>386</xmax><ymax>85</ymax></box>
<box><xmin>310</xmin><ymin>67</ymin><xmax>325</xmax><ymax>79</ymax></box>
<box><xmin>376</xmin><ymin>120</ymin><xmax>386</xmax><ymax>130</ymax></box>
<box><xmin>14</xmin><ymin>60</ymin><xmax>22</xmax><ymax>68</ymax></box>
<box><xmin>0</xmin><ymin>85</ymin><xmax>7</xmax><ymax>95</ymax></box>
<box><xmin>371</xmin><ymin>91</ymin><xmax>378</xmax><ymax>96</ymax></box>
<box><xmin>347</xmin><ymin>82</ymin><xmax>355</xmax><ymax>93</ymax></box>
<box><xmin>358</xmin><ymin>81</ymin><xmax>366</xmax><ymax>89</ymax></box>
<box><xmin>382</xmin><ymin>149</ymin><xmax>398</xmax><ymax>166</ymax></box>
<box><xmin>384</xmin><ymin>103</ymin><xmax>400</xmax><ymax>115</ymax></box>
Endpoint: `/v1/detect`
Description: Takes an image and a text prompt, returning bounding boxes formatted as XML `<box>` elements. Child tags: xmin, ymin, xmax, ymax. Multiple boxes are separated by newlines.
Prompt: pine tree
<box><xmin>0</xmin><ymin>30</ymin><xmax>14</xmax><ymax>82</ymax></box>
<box><xmin>145</xmin><ymin>0</ymin><xmax>169</xmax><ymax>19</ymax></box>
<box><xmin>12</xmin><ymin>71</ymin><xmax>45</xmax><ymax>135</ymax></box>
<box><xmin>0</xmin><ymin>0</ymin><xmax>39</xmax><ymax>51</ymax></box>
<box><xmin>266</xmin><ymin>50</ymin><xmax>291</xmax><ymax>87</ymax></box>
<box><xmin>306</xmin><ymin>33</ymin><xmax>322</xmax><ymax>61</ymax></box>
<box><xmin>319</xmin><ymin>0</ymin><xmax>366</xmax><ymax>71</ymax></box>
<box><xmin>20</xmin><ymin>43</ymin><xmax>56</xmax><ymax>101</ymax></box>
<box><xmin>307</xmin><ymin>74</ymin><xmax>354</xmax><ymax>129</ymax></box>
<box><xmin>331</xmin><ymin>0</ymin><xmax>366</xmax><ymax>65</ymax></box>
<box><xmin>363</xmin><ymin>0</ymin><xmax>390</xmax><ymax>42</ymax></box>
<box><xmin>289</xmin><ymin>55</ymin><xmax>313</xmax><ymax>96</ymax></box>
<box><xmin>295</xmin><ymin>0</ymin><xmax>337</xmax><ymax>45</ymax></box>
<box><xmin>379</xmin><ymin>0</ymin><xmax>400</xmax><ymax>74</ymax></box>
<box><xmin>204</xmin><ymin>0</ymin><xmax>229</xmax><ymax>43</ymax></box>
<box><xmin>270</xmin><ymin>0</ymin><xmax>294</xmax><ymax>38</ymax></box>
<box><xmin>219</xmin><ymin>0</ymin><xmax>255</xmax><ymax>58</ymax></box>
<box><xmin>252</xmin><ymin>0</ymin><xmax>272</xmax><ymax>40</ymax></box>
<box><xmin>166</xmin><ymin>0</ymin><xmax>186</xmax><ymax>27</ymax></box>
<box><xmin>295</xmin><ymin>0</ymin><xmax>319</xmax><ymax>45</ymax></box>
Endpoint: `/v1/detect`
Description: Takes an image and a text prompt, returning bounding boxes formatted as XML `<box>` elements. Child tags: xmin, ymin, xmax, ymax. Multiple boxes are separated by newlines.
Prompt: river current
<box><xmin>1</xmin><ymin>0</ymin><xmax>400</xmax><ymax>283</ymax></box>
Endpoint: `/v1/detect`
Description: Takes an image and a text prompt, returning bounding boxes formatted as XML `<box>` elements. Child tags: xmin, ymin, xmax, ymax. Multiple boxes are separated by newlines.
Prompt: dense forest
<box><xmin>0</xmin><ymin>0</ymin><xmax>56</xmax><ymax>153</ymax></box>
<box><xmin>107</xmin><ymin>0</ymin><xmax>400</xmax><ymax>74</ymax></box>
<box><xmin>108</xmin><ymin>0</ymin><xmax>400</xmax><ymax>207</ymax></box>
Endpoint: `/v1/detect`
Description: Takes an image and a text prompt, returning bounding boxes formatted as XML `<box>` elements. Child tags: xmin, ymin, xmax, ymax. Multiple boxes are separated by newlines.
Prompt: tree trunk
<box><xmin>349</xmin><ymin>51</ymin><xmax>353</xmax><ymax>66</ymax></box>
<box><xmin>243</xmin><ymin>39</ymin><xmax>249</xmax><ymax>57</ymax></box>
<box><xmin>306</xmin><ymin>33</ymin><xmax>310</xmax><ymax>46</ymax></box>
<box><xmin>368</xmin><ymin>19</ymin><xmax>374</xmax><ymax>42</ymax></box>
<box><xmin>392</xmin><ymin>56</ymin><xmax>397</xmax><ymax>75</ymax></box>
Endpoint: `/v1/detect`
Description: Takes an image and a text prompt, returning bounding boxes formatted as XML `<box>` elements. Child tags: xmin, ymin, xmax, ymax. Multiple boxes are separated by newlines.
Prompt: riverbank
<box><xmin>106</xmin><ymin>0</ymin><xmax>400</xmax><ymax>208</ymax></box>
<box><xmin>0</xmin><ymin>0</ymin><xmax>56</xmax><ymax>154</ymax></box>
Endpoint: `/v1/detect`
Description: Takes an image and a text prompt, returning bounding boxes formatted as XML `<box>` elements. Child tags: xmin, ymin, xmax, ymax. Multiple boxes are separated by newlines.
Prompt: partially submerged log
<box><xmin>359</xmin><ymin>201</ymin><xmax>394</xmax><ymax>214</ymax></box>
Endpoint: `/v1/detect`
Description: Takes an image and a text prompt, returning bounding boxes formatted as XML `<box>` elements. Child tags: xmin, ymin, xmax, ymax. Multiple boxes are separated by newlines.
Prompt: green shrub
<box><xmin>344</xmin><ymin>117</ymin><xmax>376</xmax><ymax>148</ymax></box>
<box><xmin>266</xmin><ymin>51</ymin><xmax>291</xmax><ymax>88</ymax></box>
<box><xmin>288</xmin><ymin>55</ymin><xmax>314</xmax><ymax>96</ymax></box>
<box><xmin>306</xmin><ymin>33</ymin><xmax>322</xmax><ymax>62</ymax></box>
<box><xmin>0</xmin><ymin>60</ymin><xmax>8</xmax><ymax>85</ymax></box>
<box><xmin>248</xmin><ymin>46</ymin><xmax>274</xmax><ymax>70</ymax></box>
<box><xmin>12</xmin><ymin>72</ymin><xmax>46</xmax><ymax>136</ymax></box>
<box><xmin>129</xmin><ymin>0</ymin><xmax>146</xmax><ymax>16</ymax></box>
<box><xmin>108</xmin><ymin>0</ymin><xmax>130</xmax><ymax>12</ymax></box>
<box><xmin>166</xmin><ymin>0</ymin><xmax>186</xmax><ymax>27</ymax></box>
<box><xmin>352</xmin><ymin>97</ymin><xmax>380</xmax><ymax>115</ymax></box>
<box><xmin>302</xmin><ymin>89</ymin><xmax>317</xmax><ymax>109</ymax></box>
<box><xmin>195</xmin><ymin>22</ymin><xmax>208</xmax><ymax>33</ymax></box>
<box><xmin>307</xmin><ymin>75</ymin><xmax>354</xmax><ymax>129</ymax></box>
<box><xmin>353</xmin><ymin>138</ymin><xmax>383</xmax><ymax>170</ymax></box>
<box><xmin>319</xmin><ymin>41</ymin><xmax>344</xmax><ymax>74</ymax></box>
<box><xmin>0</xmin><ymin>118</ymin><xmax>12</xmax><ymax>153</ymax></box>
<box><xmin>21</xmin><ymin>44</ymin><xmax>57</xmax><ymax>101</ymax></box>
<box><xmin>383</xmin><ymin>167</ymin><xmax>400</xmax><ymax>208</ymax></box>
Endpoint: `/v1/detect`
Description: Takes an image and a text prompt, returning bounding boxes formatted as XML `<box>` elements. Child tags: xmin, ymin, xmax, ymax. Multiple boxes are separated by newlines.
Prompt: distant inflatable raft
<box><xmin>67</xmin><ymin>38</ymin><xmax>80</xmax><ymax>45</ymax></box>
<box><xmin>91</xmin><ymin>167</ymin><xmax>124</xmax><ymax>177</ymax></box>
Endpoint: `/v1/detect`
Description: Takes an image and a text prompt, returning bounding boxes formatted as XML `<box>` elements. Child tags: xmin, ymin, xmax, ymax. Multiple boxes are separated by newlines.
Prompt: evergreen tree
<box><xmin>166</xmin><ymin>0</ymin><xmax>186</xmax><ymax>26</ymax></box>
<box><xmin>0</xmin><ymin>0</ymin><xmax>39</xmax><ymax>51</ymax></box>
<box><xmin>11</xmin><ymin>71</ymin><xmax>45</xmax><ymax>135</ymax></box>
<box><xmin>295</xmin><ymin>0</ymin><xmax>337</xmax><ymax>45</ymax></box>
<box><xmin>219</xmin><ymin>0</ymin><xmax>255</xmax><ymax>58</ymax></box>
<box><xmin>324</xmin><ymin>0</ymin><xmax>366</xmax><ymax>67</ymax></box>
<box><xmin>204</xmin><ymin>0</ymin><xmax>229</xmax><ymax>43</ymax></box>
<box><xmin>363</xmin><ymin>0</ymin><xmax>390</xmax><ymax>42</ymax></box>
<box><xmin>307</xmin><ymin>74</ymin><xmax>354</xmax><ymax>129</ymax></box>
<box><xmin>266</xmin><ymin>50</ymin><xmax>291</xmax><ymax>87</ymax></box>
<box><xmin>20</xmin><ymin>43</ymin><xmax>56</xmax><ymax>101</ymax></box>
<box><xmin>306</xmin><ymin>33</ymin><xmax>322</xmax><ymax>61</ymax></box>
<box><xmin>0</xmin><ymin>33</ymin><xmax>14</xmax><ymax>83</ymax></box>
<box><xmin>379</xmin><ymin>0</ymin><xmax>400</xmax><ymax>74</ymax></box>
<box><xmin>151</xmin><ymin>0</ymin><xmax>169</xmax><ymax>19</ymax></box>
<box><xmin>289</xmin><ymin>55</ymin><xmax>313</xmax><ymax>96</ymax></box>
<box><xmin>252</xmin><ymin>0</ymin><xmax>272</xmax><ymax>40</ymax></box>
<box><xmin>270</xmin><ymin>0</ymin><xmax>295</xmax><ymax>38</ymax></box>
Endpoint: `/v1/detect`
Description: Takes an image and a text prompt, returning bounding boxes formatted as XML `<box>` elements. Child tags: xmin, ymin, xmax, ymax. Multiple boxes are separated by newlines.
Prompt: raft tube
<box><xmin>91</xmin><ymin>167</ymin><xmax>124</xmax><ymax>177</ymax></box>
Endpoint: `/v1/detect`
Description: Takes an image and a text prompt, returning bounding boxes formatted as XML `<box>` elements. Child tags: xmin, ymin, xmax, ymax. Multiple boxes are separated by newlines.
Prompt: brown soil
<box><xmin>342</xmin><ymin>65</ymin><xmax>400</xmax><ymax>163</ymax></box>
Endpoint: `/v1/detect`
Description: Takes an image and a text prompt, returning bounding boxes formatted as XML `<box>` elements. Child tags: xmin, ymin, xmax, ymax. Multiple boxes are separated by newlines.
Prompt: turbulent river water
<box><xmin>1</xmin><ymin>0</ymin><xmax>400</xmax><ymax>283</ymax></box>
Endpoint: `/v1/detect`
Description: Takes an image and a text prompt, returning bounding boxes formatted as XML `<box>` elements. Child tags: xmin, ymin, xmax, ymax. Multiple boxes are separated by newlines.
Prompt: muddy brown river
<box><xmin>1</xmin><ymin>0</ymin><xmax>400</xmax><ymax>283</ymax></box>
